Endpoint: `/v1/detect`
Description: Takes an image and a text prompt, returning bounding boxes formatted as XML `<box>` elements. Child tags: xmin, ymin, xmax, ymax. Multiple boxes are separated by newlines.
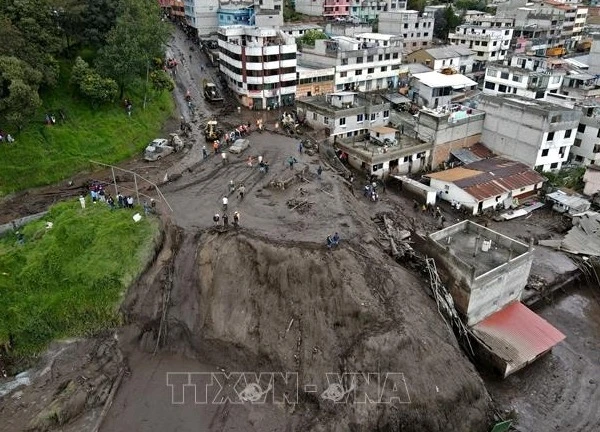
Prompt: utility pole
<box><xmin>143</xmin><ymin>58</ymin><xmax>150</xmax><ymax>110</ymax></box>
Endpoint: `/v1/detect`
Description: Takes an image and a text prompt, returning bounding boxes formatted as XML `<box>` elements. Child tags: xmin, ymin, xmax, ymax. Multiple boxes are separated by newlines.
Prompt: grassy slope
<box><xmin>0</xmin><ymin>61</ymin><xmax>174</xmax><ymax>196</ymax></box>
<box><xmin>0</xmin><ymin>200</ymin><xmax>159</xmax><ymax>356</ymax></box>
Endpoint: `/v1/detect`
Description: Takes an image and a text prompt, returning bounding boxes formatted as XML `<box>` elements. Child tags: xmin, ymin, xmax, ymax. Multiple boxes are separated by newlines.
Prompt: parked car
<box><xmin>144</xmin><ymin>138</ymin><xmax>173</xmax><ymax>161</ymax></box>
<box><xmin>228</xmin><ymin>138</ymin><xmax>250</xmax><ymax>154</ymax></box>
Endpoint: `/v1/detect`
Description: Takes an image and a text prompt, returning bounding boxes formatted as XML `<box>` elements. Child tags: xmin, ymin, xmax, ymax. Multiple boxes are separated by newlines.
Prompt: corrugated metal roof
<box><xmin>450</xmin><ymin>148</ymin><xmax>483</xmax><ymax>165</ymax></box>
<box><xmin>427</xmin><ymin>167</ymin><xmax>482</xmax><ymax>182</ymax></box>
<box><xmin>425</xmin><ymin>46</ymin><xmax>474</xmax><ymax>59</ymax></box>
<box><xmin>472</xmin><ymin>302</ymin><xmax>565</xmax><ymax>373</ymax></box>
<box><xmin>546</xmin><ymin>191</ymin><xmax>590</xmax><ymax>210</ymax></box>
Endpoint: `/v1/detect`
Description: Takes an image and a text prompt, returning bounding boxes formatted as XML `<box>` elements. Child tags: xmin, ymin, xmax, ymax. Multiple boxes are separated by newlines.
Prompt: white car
<box><xmin>228</xmin><ymin>138</ymin><xmax>250</xmax><ymax>154</ymax></box>
<box><xmin>144</xmin><ymin>139</ymin><xmax>174</xmax><ymax>161</ymax></box>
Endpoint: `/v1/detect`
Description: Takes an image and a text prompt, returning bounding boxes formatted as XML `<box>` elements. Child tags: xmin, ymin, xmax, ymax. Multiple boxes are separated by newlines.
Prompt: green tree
<box><xmin>52</xmin><ymin>0</ymin><xmax>87</xmax><ymax>53</ymax></box>
<box><xmin>0</xmin><ymin>0</ymin><xmax>62</xmax><ymax>86</ymax></box>
<box><xmin>0</xmin><ymin>56</ymin><xmax>43</xmax><ymax>129</ymax></box>
<box><xmin>96</xmin><ymin>0</ymin><xmax>170</xmax><ymax>98</ymax></box>
<box><xmin>79</xmin><ymin>73</ymin><xmax>118</xmax><ymax>106</ymax></box>
<box><xmin>434</xmin><ymin>6</ymin><xmax>463</xmax><ymax>41</ymax></box>
<box><xmin>298</xmin><ymin>30</ymin><xmax>328</xmax><ymax>47</ymax></box>
<box><xmin>70</xmin><ymin>56</ymin><xmax>90</xmax><ymax>88</ymax></box>
<box><xmin>407</xmin><ymin>0</ymin><xmax>427</xmax><ymax>13</ymax></box>
<box><xmin>80</xmin><ymin>0</ymin><xmax>120</xmax><ymax>47</ymax></box>
<box><xmin>150</xmin><ymin>70</ymin><xmax>174</xmax><ymax>92</ymax></box>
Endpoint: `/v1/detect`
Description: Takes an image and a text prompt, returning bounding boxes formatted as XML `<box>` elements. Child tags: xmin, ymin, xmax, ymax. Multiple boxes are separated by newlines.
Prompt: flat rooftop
<box><xmin>336</xmin><ymin>134</ymin><xmax>430</xmax><ymax>162</ymax></box>
<box><xmin>430</xmin><ymin>221</ymin><xmax>530</xmax><ymax>277</ymax></box>
<box><xmin>298</xmin><ymin>94</ymin><xmax>386</xmax><ymax>113</ymax></box>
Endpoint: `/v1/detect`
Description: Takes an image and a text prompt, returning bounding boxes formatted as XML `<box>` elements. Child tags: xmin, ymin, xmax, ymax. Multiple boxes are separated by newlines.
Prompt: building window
<box><xmin>565</xmin><ymin>129</ymin><xmax>572</xmax><ymax>138</ymax></box>
<box><xmin>370</xmin><ymin>113</ymin><xmax>376</xmax><ymax>121</ymax></box>
<box><xmin>381</xmin><ymin>66</ymin><xmax>387</xmax><ymax>72</ymax></box>
<box><xmin>357</xmin><ymin>114</ymin><xmax>364</xmax><ymax>122</ymax></box>
<box><xmin>559</xmin><ymin>146</ymin><xmax>566</xmax><ymax>156</ymax></box>
<box><xmin>368</xmin><ymin>67</ymin><xmax>374</xmax><ymax>73</ymax></box>
<box><xmin>339</xmin><ymin>117</ymin><xmax>346</xmax><ymax>126</ymax></box>
<box><xmin>551</xmin><ymin>115</ymin><xmax>561</xmax><ymax>123</ymax></box>
<box><xmin>500</xmin><ymin>71</ymin><xmax>509</xmax><ymax>79</ymax></box>
<box><xmin>383</xmin><ymin>110</ymin><xmax>389</xmax><ymax>118</ymax></box>
<box><xmin>484</xmin><ymin>81</ymin><xmax>495</xmax><ymax>90</ymax></box>
<box><xmin>512</xmin><ymin>75</ymin><xmax>521</xmax><ymax>83</ymax></box>
<box><xmin>498</xmin><ymin>84</ymin><xmax>507</xmax><ymax>93</ymax></box>
<box><xmin>578</xmin><ymin>123</ymin><xmax>586</xmax><ymax>133</ymax></box>
<box><xmin>340</xmin><ymin>71</ymin><xmax>347</xmax><ymax>77</ymax></box>
<box><xmin>357</xmin><ymin>57</ymin><xmax>364</xmax><ymax>64</ymax></box>
<box><xmin>547</xmin><ymin>132</ymin><xmax>555</xmax><ymax>141</ymax></box>
<box><xmin>312</xmin><ymin>112</ymin><xmax>317</xmax><ymax>120</ymax></box>
<box><xmin>367</xmin><ymin>55</ymin><xmax>373</xmax><ymax>62</ymax></box>
<box><xmin>575</xmin><ymin>155</ymin><xmax>584</xmax><ymax>162</ymax></box>
<box><xmin>541</xmin><ymin>149</ymin><xmax>549</xmax><ymax>156</ymax></box>
<box><xmin>355</xmin><ymin>70</ymin><xmax>362</xmax><ymax>75</ymax></box>
<box><xmin>392</xmin><ymin>53</ymin><xmax>399</xmax><ymax>59</ymax></box>
<box><xmin>323</xmin><ymin>116</ymin><xmax>329</xmax><ymax>125</ymax></box>
<box><xmin>550</xmin><ymin>162</ymin><xmax>558</xmax><ymax>169</ymax></box>
<box><xmin>574</xmin><ymin>138</ymin><xmax>582</xmax><ymax>147</ymax></box>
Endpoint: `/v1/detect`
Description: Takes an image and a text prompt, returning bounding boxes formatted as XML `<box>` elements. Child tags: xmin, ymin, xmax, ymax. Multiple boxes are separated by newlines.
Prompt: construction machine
<box><xmin>203</xmin><ymin>79</ymin><xmax>223</xmax><ymax>103</ymax></box>
<box><xmin>204</xmin><ymin>120</ymin><xmax>223</xmax><ymax>141</ymax></box>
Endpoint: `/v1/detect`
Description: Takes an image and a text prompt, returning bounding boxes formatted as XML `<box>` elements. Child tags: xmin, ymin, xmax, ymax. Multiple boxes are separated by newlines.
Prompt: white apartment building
<box><xmin>571</xmin><ymin>104</ymin><xmax>600</xmax><ymax>166</ymax></box>
<box><xmin>378</xmin><ymin>10</ymin><xmax>435</xmax><ymax>53</ymax></box>
<box><xmin>448</xmin><ymin>16</ymin><xmax>514</xmax><ymax>70</ymax></box>
<box><xmin>298</xmin><ymin>34</ymin><xmax>403</xmax><ymax>92</ymax></box>
<box><xmin>405</xmin><ymin>46</ymin><xmax>475</xmax><ymax>74</ymax></box>
<box><xmin>483</xmin><ymin>55</ymin><xmax>566</xmax><ymax>99</ymax></box>
<box><xmin>296</xmin><ymin>92</ymin><xmax>391</xmax><ymax>139</ymax></box>
<box><xmin>410</xmin><ymin>72</ymin><xmax>478</xmax><ymax>109</ymax></box>
<box><xmin>479</xmin><ymin>94</ymin><xmax>581</xmax><ymax>171</ymax></box>
<box><xmin>218</xmin><ymin>26</ymin><xmax>297</xmax><ymax>110</ymax></box>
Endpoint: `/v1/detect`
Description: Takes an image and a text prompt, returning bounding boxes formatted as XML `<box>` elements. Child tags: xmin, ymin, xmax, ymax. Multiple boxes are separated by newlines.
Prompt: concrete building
<box><xmin>296</xmin><ymin>66</ymin><xmax>335</xmax><ymax>99</ymax></box>
<box><xmin>426</xmin><ymin>220</ymin><xmax>565</xmax><ymax>377</ymax></box>
<box><xmin>448</xmin><ymin>16</ymin><xmax>514</xmax><ymax>70</ymax></box>
<box><xmin>479</xmin><ymin>94</ymin><xmax>581</xmax><ymax>171</ymax></box>
<box><xmin>335</xmin><ymin>131</ymin><xmax>431</xmax><ymax>178</ymax></box>
<box><xmin>571</xmin><ymin>103</ymin><xmax>600</xmax><ymax>166</ymax></box>
<box><xmin>500</xmin><ymin>6</ymin><xmax>565</xmax><ymax>56</ymax></box>
<box><xmin>325</xmin><ymin>22</ymin><xmax>374</xmax><ymax>38</ymax></box>
<box><xmin>378</xmin><ymin>10</ymin><xmax>435</xmax><ymax>53</ymax></box>
<box><xmin>483</xmin><ymin>55</ymin><xmax>567</xmax><ymax>99</ymax></box>
<box><xmin>426</xmin><ymin>156</ymin><xmax>546</xmax><ymax>215</ymax></box>
<box><xmin>160</xmin><ymin>0</ymin><xmax>185</xmax><ymax>21</ymax></box>
<box><xmin>298</xmin><ymin>34</ymin><xmax>403</xmax><ymax>92</ymax></box>
<box><xmin>405</xmin><ymin>46</ymin><xmax>476</xmax><ymax>75</ymax></box>
<box><xmin>415</xmin><ymin>105</ymin><xmax>486</xmax><ymax>168</ymax></box>
<box><xmin>296</xmin><ymin>92</ymin><xmax>390</xmax><ymax>139</ymax></box>
<box><xmin>542</xmin><ymin>0</ymin><xmax>588</xmax><ymax>50</ymax></box>
<box><xmin>294</xmin><ymin>0</ymin><xmax>351</xmax><ymax>20</ymax></box>
<box><xmin>218</xmin><ymin>26</ymin><xmax>296</xmax><ymax>109</ymax></box>
<box><xmin>409</xmin><ymin>72</ymin><xmax>478</xmax><ymax>109</ymax></box>
<box><xmin>281</xmin><ymin>23</ymin><xmax>322</xmax><ymax>38</ymax></box>
<box><xmin>583</xmin><ymin>164</ymin><xmax>600</xmax><ymax>196</ymax></box>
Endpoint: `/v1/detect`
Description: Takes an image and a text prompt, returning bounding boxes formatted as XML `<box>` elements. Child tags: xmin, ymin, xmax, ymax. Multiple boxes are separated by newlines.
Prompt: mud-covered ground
<box><xmin>1</xmin><ymin>25</ymin><xmax>600</xmax><ymax>432</ymax></box>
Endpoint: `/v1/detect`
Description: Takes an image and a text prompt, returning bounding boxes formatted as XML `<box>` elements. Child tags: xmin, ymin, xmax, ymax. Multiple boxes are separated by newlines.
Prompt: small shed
<box><xmin>370</xmin><ymin>126</ymin><xmax>398</xmax><ymax>145</ymax></box>
<box><xmin>546</xmin><ymin>190</ymin><xmax>591</xmax><ymax>215</ymax></box>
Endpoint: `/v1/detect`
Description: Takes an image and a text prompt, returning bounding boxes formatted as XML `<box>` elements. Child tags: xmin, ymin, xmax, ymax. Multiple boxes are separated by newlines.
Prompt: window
<box><xmin>547</xmin><ymin>132</ymin><xmax>555</xmax><ymax>141</ymax></box>
<box><xmin>370</xmin><ymin>113</ymin><xmax>376</xmax><ymax>121</ymax></box>
<box><xmin>578</xmin><ymin>124</ymin><xmax>586</xmax><ymax>133</ymax></box>
<box><xmin>403</xmin><ymin>156</ymin><xmax>410</xmax><ymax>163</ymax></box>
<box><xmin>355</xmin><ymin>69</ymin><xmax>362</xmax><ymax>75</ymax></box>
<box><xmin>357</xmin><ymin>57</ymin><xmax>364</xmax><ymax>64</ymax></box>
<box><xmin>381</xmin><ymin>66</ymin><xmax>387</xmax><ymax>72</ymax></box>
<box><xmin>500</xmin><ymin>71</ymin><xmax>509</xmax><ymax>79</ymax></box>
<box><xmin>357</xmin><ymin>114</ymin><xmax>364</xmax><ymax>122</ymax></box>
<box><xmin>312</xmin><ymin>112</ymin><xmax>317</xmax><ymax>120</ymax></box>
<box><xmin>368</xmin><ymin>67</ymin><xmax>374</xmax><ymax>73</ymax></box>
<box><xmin>484</xmin><ymin>81</ymin><xmax>495</xmax><ymax>90</ymax></box>
<box><xmin>542</xmin><ymin>149</ymin><xmax>549</xmax><ymax>156</ymax></box>
<box><xmin>339</xmin><ymin>117</ymin><xmax>346</xmax><ymax>126</ymax></box>
<box><xmin>512</xmin><ymin>75</ymin><xmax>522</xmax><ymax>83</ymax></box>
<box><xmin>498</xmin><ymin>84</ymin><xmax>507</xmax><ymax>92</ymax></box>
<box><xmin>550</xmin><ymin>162</ymin><xmax>558</xmax><ymax>169</ymax></box>
<box><xmin>367</xmin><ymin>55</ymin><xmax>373</xmax><ymax>62</ymax></box>
<box><xmin>340</xmin><ymin>71</ymin><xmax>347</xmax><ymax>77</ymax></box>
<box><xmin>392</xmin><ymin>53</ymin><xmax>399</xmax><ymax>59</ymax></box>
<box><xmin>559</xmin><ymin>146</ymin><xmax>566</xmax><ymax>156</ymax></box>
<box><xmin>383</xmin><ymin>110</ymin><xmax>389</xmax><ymax>118</ymax></box>
<box><xmin>575</xmin><ymin>155</ymin><xmax>584</xmax><ymax>162</ymax></box>
<box><xmin>323</xmin><ymin>116</ymin><xmax>329</xmax><ymax>125</ymax></box>
<box><xmin>565</xmin><ymin>129</ymin><xmax>572</xmax><ymax>138</ymax></box>
<box><xmin>574</xmin><ymin>138</ymin><xmax>582</xmax><ymax>147</ymax></box>
<box><xmin>342</xmin><ymin>58</ymin><xmax>348</xmax><ymax>65</ymax></box>
<box><xmin>551</xmin><ymin>115</ymin><xmax>561</xmax><ymax>123</ymax></box>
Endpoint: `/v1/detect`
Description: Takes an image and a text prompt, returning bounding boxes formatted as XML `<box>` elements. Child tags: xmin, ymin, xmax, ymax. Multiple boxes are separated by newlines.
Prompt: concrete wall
<box><xmin>427</xmin><ymin>221</ymin><xmax>533</xmax><ymax>325</ymax></box>
<box><xmin>583</xmin><ymin>168</ymin><xmax>600</xmax><ymax>196</ymax></box>
<box><xmin>431</xmin><ymin>134</ymin><xmax>481</xmax><ymax>168</ymax></box>
<box><xmin>430</xmin><ymin>179</ymin><xmax>479</xmax><ymax>214</ymax></box>
<box><xmin>0</xmin><ymin>211</ymin><xmax>48</xmax><ymax>236</ymax></box>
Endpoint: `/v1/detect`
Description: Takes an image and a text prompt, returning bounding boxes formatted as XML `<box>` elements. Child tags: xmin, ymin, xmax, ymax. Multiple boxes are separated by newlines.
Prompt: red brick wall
<box><xmin>431</xmin><ymin>134</ymin><xmax>481</xmax><ymax>169</ymax></box>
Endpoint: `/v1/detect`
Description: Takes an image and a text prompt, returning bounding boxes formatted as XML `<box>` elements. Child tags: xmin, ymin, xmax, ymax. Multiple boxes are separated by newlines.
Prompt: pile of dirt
<box><xmin>125</xmin><ymin>228</ymin><xmax>492</xmax><ymax>431</ymax></box>
<box><xmin>0</xmin><ymin>335</ymin><xmax>124</xmax><ymax>432</ymax></box>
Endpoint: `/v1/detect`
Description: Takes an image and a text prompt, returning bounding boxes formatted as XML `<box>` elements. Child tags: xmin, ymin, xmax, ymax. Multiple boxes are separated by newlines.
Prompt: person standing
<box><xmin>238</xmin><ymin>184</ymin><xmax>246</xmax><ymax>200</ymax></box>
<box><xmin>221</xmin><ymin>151</ymin><xmax>227</xmax><ymax>165</ymax></box>
<box><xmin>213</xmin><ymin>213</ymin><xmax>220</xmax><ymax>225</ymax></box>
<box><xmin>202</xmin><ymin>146</ymin><xmax>208</xmax><ymax>160</ymax></box>
<box><xmin>298</xmin><ymin>141</ymin><xmax>303</xmax><ymax>154</ymax></box>
<box><xmin>222</xmin><ymin>196</ymin><xmax>229</xmax><ymax>211</ymax></box>
<box><xmin>317</xmin><ymin>166</ymin><xmax>323</xmax><ymax>179</ymax></box>
<box><xmin>79</xmin><ymin>195</ymin><xmax>86</xmax><ymax>209</ymax></box>
<box><xmin>233</xmin><ymin>211</ymin><xmax>240</xmax><ymax>227</ymax></box>
<box><xmin>222</xmin><ymin>213</ymin><xmax>229</xmax><ymax>227</ymax></box>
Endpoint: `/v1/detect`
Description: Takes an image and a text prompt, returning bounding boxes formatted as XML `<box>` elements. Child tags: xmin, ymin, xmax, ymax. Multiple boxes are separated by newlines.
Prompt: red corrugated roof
<box><xmin>472</xmin><ymin>302</ymin><xmax>565</xmax><ymax>373</ymax></box>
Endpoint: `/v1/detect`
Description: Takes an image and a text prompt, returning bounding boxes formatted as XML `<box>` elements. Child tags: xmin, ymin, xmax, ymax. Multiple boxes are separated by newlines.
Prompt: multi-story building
<box><xmin>218</xmin><ymin>26</ymin><xmax>297</xmax><ymax>109</ymax></box>
<box><xmin>281</xmin><ymin>24</ymin><xmax>323</xmax><ymax>39</ymax></box>
<box><xmin>405</xmin><ymin>46</ymin><xmax>475</xmax><ymax>75</ymax></box>
<box><xmin>296</xmin><ymin>92</ymin><xmax>391</xmax><ymax>139</ymax></box>
<box><xmin>160</xmin><ymin>0</ymin><xmax>185</xmax><ymax>21</ymax></box>
<box><xmin>479</xmin><ymin>94</ymin><xmax>582</xmax><ymax>171</ymax></box>
<box><xmin>448</xmin><ymin>16</ymin><xmax>514</xmax><ymax>70</ymax></box>
<box><xmin>296</xmin><ymin>66</ymin><xmax>336</xmax><ymax>99</ymax></box>
<box><xmin>295</xmin><ymin>0</ymin><xmax>405</xmax><ymax>22</ymax></box>
<box><xmin>298</xmin><ymin>34</ymin><xmax>403</xmax><ymax>92</ymax></box>
<box><xmin>571</xmin><ymin>103</ymin><xmax>600</xmax><ymax>166</ymax></box>
<box><xmin>483</xmin><ymin>55</ymin><xmax>566</xmax><ymax>99</ymax></box>
<box><xmin>410</xmin><ymin>72</ymin><xmax>478</xmax><ymax>109</ymax></box>
<box><xmin>378</xmin><ymin>10</ymin><xmax>435</xmax><ymax>53</ymax></box>
<box><xmin>542</xmin><ymin>1</ymin><xmax>588</xmax><ymax>50</ymax></box>
<box><xmin>185</xmin><ymin>0</ymin><xmax>282</xmax><ymax>36</ymax></box>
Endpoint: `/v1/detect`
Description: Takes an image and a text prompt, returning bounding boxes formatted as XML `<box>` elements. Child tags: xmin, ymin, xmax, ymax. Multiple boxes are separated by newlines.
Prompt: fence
<box><xmin>89</xmin><ymin>160</ymin><xmax>173</xmax><ymax>213</ymax></box>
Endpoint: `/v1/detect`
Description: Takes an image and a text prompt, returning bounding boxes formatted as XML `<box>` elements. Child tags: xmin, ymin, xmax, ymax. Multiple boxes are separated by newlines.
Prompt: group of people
<box><xmin>326</xmin><ymin>232</ymin><xmax>340</xmax><ymax>249</ymax></box>
<box><xmin>80</xmin><ymin>182</ymin><xmax>154</xmax><ymax>213</ymax></box>
<box><xmin>363</xmin><ymin>182</ymin><xmax>379</xmax><ymax>202</ymax></box>
<box><xmin>0</xmin><ymin>131</ymin><xmax>14</xmax><ymax>143</ymax></box>
<box><xmin>213</xmin><ymin>210</ymin><xmax>240</xmax><ymax>228</ymax></box>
